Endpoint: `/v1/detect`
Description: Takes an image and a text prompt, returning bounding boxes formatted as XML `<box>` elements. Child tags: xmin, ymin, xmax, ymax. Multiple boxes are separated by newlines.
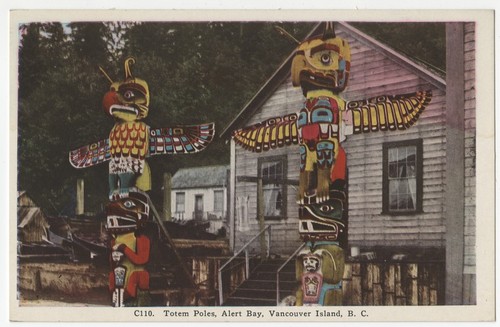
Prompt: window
<box><xmin>258</xmin><ymin>156</ymin><xmax>287</xmax><ymax>219</ymax></box>
<box><xmin>383</xmin><ymin>139</ymin><xmax>423</xmax><ymax>214</ymax></box>
<box><xmin>175</xmin><ymin>192</ymin><xmax>185</xmax><ymax>213</ymax></box>
<box><xmin>214</xmin><ymin>190</ymin><xmax>224</xmax><ymax>213</ymax></box>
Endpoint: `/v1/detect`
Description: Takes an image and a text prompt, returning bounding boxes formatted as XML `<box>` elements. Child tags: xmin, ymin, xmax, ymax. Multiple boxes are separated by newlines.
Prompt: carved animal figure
<box><xmin>232</xmin><ymin>22</ymin><xmax>432</xmax><ymax>306</ymax></box>
<box><xmin>69</xmin><ymin>57</ymin><xmax>215</xmax><ymax>199</ymax></box>
<box><xmin>232</xmin><ymin>23</ymin><xmax>431</xmax><ymax>204</ymax></box>
<box><xmin>295</xmin><ymin>243</ymin><xmax>344</xmax><ymax>306</ymax></box>
<box><xmin>106</xmin><ymin>191</ymin><xmax>152</xmax><ymax>307</ymax></box>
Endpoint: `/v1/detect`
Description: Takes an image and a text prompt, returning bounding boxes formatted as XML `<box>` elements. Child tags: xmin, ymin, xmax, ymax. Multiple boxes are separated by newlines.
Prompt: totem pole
<box><xmin>232</xmin><ymin>23</ymin><xmax>431</xmax><ymax>306</ymax></box>
<box><xmin>69</xmin><ymin>57</ymin><xmax>215</xmax><ymax>306</ymax></box>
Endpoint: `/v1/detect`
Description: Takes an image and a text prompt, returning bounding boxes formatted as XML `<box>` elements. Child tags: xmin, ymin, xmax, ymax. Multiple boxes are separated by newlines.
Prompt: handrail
<box><xmin>148</xmin><ymin>197</ymin><xmax>197</xmax><ymax>289</ymax></box>
<box><xmin>218</xmin><ymin>225</ymin><xmax>271</xmax><ymax>305</ymax></box>
<box><xmin>276</xmin><ymin>243</ymin><xmax>305</xmax><ymax>305</ymax></box>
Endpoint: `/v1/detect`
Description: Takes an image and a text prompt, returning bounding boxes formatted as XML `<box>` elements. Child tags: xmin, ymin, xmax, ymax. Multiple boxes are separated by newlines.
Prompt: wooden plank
<box><xmin>373</xmin><ymin>283</ymin><xmax>383</xmax><ymax>305</ymax></box>
<box><xmin>384</xmin><ymin>264</ymin><xmax>395</xmax><ymax>305</ymax></box>
<box><xmin>367</xmin><ymin>264</ymin><xmax>374</xmax><ymax>305</ymax></box>
<box><xmin>342</xmin><ymin>279</ymin><xmax>352</xmax><ymax>305</ymax></box>
<box><xmin>173</xmin><ymin>239</ymin><xmax>228</xmax><ymax>249</ymax></box>
<box><xmin>445</xmin><ymin>22</ymin><xmax>466</xmax><ymax>304</ymax></box>
<box><xmin>350</xmin><ymin>68</ymin><xmax>423</xmax><ymax>88</ymax></box>
<box><xmin>420</xmin><ymin>284</ymin><xmax>430</xmax><ymax>305</ymax></box>
<box><xmin>463</xmin><ymin>274</ymin><xmax>476</xmax><ymax>305</ymax></box>
<box><xmin>351</xmin><ymin>263</ymin><xmax>362</xmax><ymax>305</ymax></box>
<box><xmin>429</xmin><ymin>289</ymin><xmax>438</xmax><ymax>305</ymax></box>
<box><xmin>395</xmin><ymin>264</ymin><xmax>404</xmax><ymax>305</ymax></box>
<box><xmin>342</xmin><ymin>264</ymin><xmax>353</xmax><ymax>305</ymax></box>
<box><xmin>407</xmin><ymin>264</ymin><xmax>418</xmax><ymax>305</ymax></box>
<box><xmin>347</xmin><ymin>77</ymin><xmax>427</xmax><ymax>94</ymax></box>
<box><xmin>344</xmin><ymin>262</ymin><xmax>353</xmax><ymax>279</ymax></box>
<box><xmin>385</xmin><ymin>292</ymin><xmax>395</xmax><ymax>306</ymax></box>
<box><xmin>418</xmin><ymin>264</ymin><xmax>429</xmax><ymax>305</ymax></box>
<box><xmin>372</xmin><ymin>264</ymin><xmax>383</xmax><ymax>305</ymax></box>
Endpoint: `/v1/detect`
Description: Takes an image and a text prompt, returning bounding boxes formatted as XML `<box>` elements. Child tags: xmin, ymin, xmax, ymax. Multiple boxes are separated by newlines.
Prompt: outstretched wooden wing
<box><xmin>232</xmin><ymin>114</ymin><xmax>299</xmax><ymax>152</ymax></box>
<box><xmin>69</xmin><ymin>123</ymin><xmax>215</xmax><ymax>168</ymax></box>
<box><xmin>69</xmin><ymin>139</ymin><xmax>111</xmax><ymax>168</ymax></box>
<box><xmin>149</xmin><ymin>122</ymin><xmax>215</xmax><ymax>155</ymax></box>
<box><xmin>345</xmin><ymin>90</ymin><xmax>432</xmax><ymax>134</ymax></box>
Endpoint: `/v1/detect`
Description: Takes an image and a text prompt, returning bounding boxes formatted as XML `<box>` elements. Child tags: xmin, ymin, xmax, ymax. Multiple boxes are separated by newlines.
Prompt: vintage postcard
<box><xmin>8</xmin><ymin>8</ymin><xmax>495</xmax><ymax>323</ymax></box>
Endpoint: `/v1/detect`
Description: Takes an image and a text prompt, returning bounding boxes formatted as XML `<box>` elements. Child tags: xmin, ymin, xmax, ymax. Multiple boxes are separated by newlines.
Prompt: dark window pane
<box><xmin>389</xmin><ymin>162</ymin><xmax>398</xmax><ymax>178</ymax></box>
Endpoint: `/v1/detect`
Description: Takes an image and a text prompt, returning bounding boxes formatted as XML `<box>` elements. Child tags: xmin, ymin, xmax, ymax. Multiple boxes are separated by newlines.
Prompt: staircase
<box><xmin>144</xmin><ymin>200</ymin><xmax>199</xmax><ymax>306</ymax></box>
<box><xmin>222</xmin><ymin>258</ymin><xmax>296</xmax><ymax>306</ymax></box>
<box><xmin>148</xmin><ymin>265</ymin><xmax>179</xmax><ymax>305</ymax></box>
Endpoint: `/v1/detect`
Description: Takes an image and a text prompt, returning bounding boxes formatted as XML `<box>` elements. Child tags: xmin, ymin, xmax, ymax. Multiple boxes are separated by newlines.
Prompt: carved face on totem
<box><xmin>102</xmin><ymin>57</ymin><xmax>150</xmax><ymax>122</ymax></box>
<box><xmin>299</xmin><ymin>188</ymin><xmax>347</xmax><ymax>245</ymax></box>
<box><xmin>291</xmin><ymin>22</ymin><xmax>351</xmax><ymax>95</ymax></box>
<box><xmin>303</xmin><ymin>254</ymin><xmax>321</xmax><ymax>272</ymax></box>
<box><xmin>105</xmin><ymin>191</ymin><xmax>150</xmax><ymax>233</ymax></box>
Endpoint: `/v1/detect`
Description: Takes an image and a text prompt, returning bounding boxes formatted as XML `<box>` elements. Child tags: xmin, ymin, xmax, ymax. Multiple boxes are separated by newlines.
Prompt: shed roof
<box><xmin>220</xmin><ymin>22</ymin><xmax>446</xmax><ymax>138</ymax></box>
<box><xmin>172</xmin><ymin>165</ymin><xmax>229</xmax><ymax>189</ymax></box>
<box><xmin>18</xmin><ymin>207</ymin><xmax>49</xmax><ymax>229</ymax></box>
<box><xmin>18</xmin><ymin>190</ymin><xmax>37</xmax><ymax>207</ymax></box>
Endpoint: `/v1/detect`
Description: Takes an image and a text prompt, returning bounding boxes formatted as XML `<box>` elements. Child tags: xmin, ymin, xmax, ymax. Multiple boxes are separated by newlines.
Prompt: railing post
<box><xmin>245</xmin><ymin>249</ymin><xmax>250</xmax><ymax>279</ymax></box>
<box><xmin>276</xmin><ymin>270</ymin><xmax>280</xmax><ymax>305</ymax></box>
<box><xmin>266</xmin><ymin>226</ymin><xmax>271</xmax><ymax>258</ymax></box>
<box><xmin>217</xmin><ymin>225</ymin><xmax>271</xmax><ymax>306</ymax></box>
<box><xmin>257</xmin><ymin>178</ymin><xmax>266</xmax><ymax>259</ymax></box>
<box><xmin>218</xmin><ymin>268</ymin><xmax>223</xmax><ymax>305</ymax></box>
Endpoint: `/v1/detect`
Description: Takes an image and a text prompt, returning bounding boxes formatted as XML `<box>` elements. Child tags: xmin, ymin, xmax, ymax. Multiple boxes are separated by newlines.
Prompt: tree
<box><xmin>352</xmin><ymin>22</ymin><xmax>445</xmax><ymax>72</ymax></box>
<box><xmin>17</xmin><ymin>21</ymin><xmax>445</xmax><ymax>215</ymax></box>
<box><xmin>18</xmin><ymin>22</ymin><xmax>112</xmax><ymax>214</ymax></box>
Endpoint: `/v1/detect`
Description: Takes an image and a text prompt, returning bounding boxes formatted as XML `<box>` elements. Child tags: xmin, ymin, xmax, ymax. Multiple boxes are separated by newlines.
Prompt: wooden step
<box><xmin>252</xmin><ymin>262</ymin><xmax>295</xmax><ymax>273</ymax></box>
<box><xmin>253</xmin><ymin>270</ymin><xmax>295</xmax><ymax>281</ymax></box>
<box><xmin>231</xmin><ymin>288</ymin><xmax>280</xmax><ymax>300</ymax></box>
<box><xmin>238</xmin><ymin>279</ymin><xmax>297</xmax><ymax>292</ymax></box>
<box><xmin>149</xmin><ymin>272</ymin><xmax>176</xmax><ymax>289</ymax></box>
<box><xmin>221</xmin><ymin>258</ymin><xmax>299</xmax><ymax>306</ymax></box>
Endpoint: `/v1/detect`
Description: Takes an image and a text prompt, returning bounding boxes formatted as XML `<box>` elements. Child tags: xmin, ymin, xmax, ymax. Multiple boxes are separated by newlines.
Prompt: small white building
<box><xmin>171</xmin><ymin>165</ymin><xmax>229</xmax><ymax>234</ymax></box>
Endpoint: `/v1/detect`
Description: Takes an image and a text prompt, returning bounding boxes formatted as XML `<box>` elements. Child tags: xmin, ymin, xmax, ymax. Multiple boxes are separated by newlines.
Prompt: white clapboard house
<box><xmin>221</xmin><ymin>22</ymin><xmax>476</xmax><ymax>305</ymax></box>
<box><xmin>171</xmin><ymin>165</ymin><xmax>230</xmax><ymax>234</ymax></box>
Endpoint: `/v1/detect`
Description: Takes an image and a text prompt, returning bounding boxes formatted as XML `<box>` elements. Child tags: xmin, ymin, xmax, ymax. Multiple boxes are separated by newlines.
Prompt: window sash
<box><xmin>214</xmin><ymin>190</ymin><xmax>224</xmax><ymax>212</ymax></box>
<box><xmin>175</xmin><ymin>192</ymin><xmax>185</xmax><ymax>213</ymax></box>
<box><xmin>383</xmin><ymin>139</ymin><xmax>423</xmax><ymax>214</ymax></box>
<box><xmin>258</xmin><ymin>156</ymin><xmax>287</xmax><ymax>219</ymax></box>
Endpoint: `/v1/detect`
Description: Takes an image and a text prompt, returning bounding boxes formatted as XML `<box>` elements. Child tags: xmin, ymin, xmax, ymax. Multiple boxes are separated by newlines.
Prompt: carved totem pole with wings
<box><xmin>232</xmin><ymin>23</ymin><xmax>431</xmax><ymax>306</ymax></box>
<box><xmin>69</xmin><ymin>57</ymin><xmax>214</xmax><ymax>306</ymax></box>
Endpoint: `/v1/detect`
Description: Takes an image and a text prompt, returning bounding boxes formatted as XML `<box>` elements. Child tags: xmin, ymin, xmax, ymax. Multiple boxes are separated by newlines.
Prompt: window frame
<box><xmin>213</xmin><ymin>189</ymin><xmax>224</xmax><ymax>213</ymax></box>
<box><xmin>175</xmin><ymin>192</ymin><xmax>185</xmax><ymax>214</ymax></box>
<box><xmin>382</xmin><ymin>139</ymin><xmax>423</xmax><ymax>215</ymax></box>
<box><xmin>257</xmin><ymin>155</ymin><xmax>288</xmax><ymax>220</ymax></box>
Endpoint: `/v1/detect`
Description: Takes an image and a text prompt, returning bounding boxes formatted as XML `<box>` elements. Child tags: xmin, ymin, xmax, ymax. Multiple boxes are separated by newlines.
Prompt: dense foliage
<box><xmin>17</xmin><ymin>22</ymin><xmax>445</xmax><ymax>215</ymax></box>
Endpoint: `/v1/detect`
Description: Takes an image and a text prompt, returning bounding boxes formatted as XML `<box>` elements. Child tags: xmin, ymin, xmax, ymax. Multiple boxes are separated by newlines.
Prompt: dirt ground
<box><xmin>18</xmin><ymin>288</ymin><xmax>111</xmax><ymax>307</ymax></box>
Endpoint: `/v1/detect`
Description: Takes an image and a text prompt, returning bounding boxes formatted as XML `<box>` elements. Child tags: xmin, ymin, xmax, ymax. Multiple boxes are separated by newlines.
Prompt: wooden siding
<box><xmin>462</xmin><ymin>22</ymin><xmax>476</xmax><ymax>305</ymax></box>
<box><xmin>463</xmin><ymin>22</ymin><xmax>476</xmax><ymax>276</ymax></box>
<box><xmin>342</xmin><ymin>261</ymin><xmax>445</xmax><ymax>305</ymax></box>
<box><xmin>233</xmin><ymin>26</ymin><xmax>446</xmax><ymax>254</ymax></box>
<box><xmin>234</xmin><ymin>80</ymin><xmax>302</xmax><ymax>254</ymax></box>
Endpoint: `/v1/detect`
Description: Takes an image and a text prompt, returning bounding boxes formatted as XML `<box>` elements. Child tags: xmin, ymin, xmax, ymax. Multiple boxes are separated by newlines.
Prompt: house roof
<box><xmin>220</xmin><ymin>22</ymin><xmax>446</xmax><ymax>139</ymax></box>
<box><xmin>172</xmin><ymin>165</ymin><xmax>230</xmax><ymax>189</ymax></box>
<box><xmin>18</xmin><ymin>207</ymin><xmax>49</xmax><ymax>229</ymax></box>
